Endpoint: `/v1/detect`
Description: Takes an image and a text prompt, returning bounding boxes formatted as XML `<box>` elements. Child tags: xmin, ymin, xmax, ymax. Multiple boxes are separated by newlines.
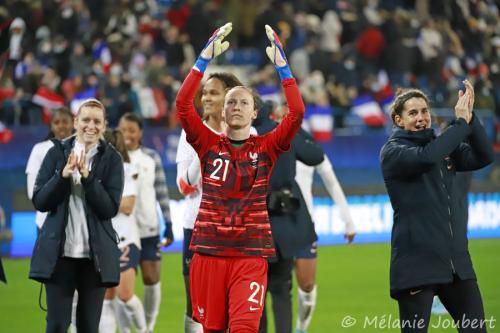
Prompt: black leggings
<box><xmin>396</xmin><ymin>277</ymin><xmax>487</xmax><ymax>333</ymax></box>
<box><xmin>258</xmin><ymin>254</ymin><xmax>294</xmax><ymax>333</ymax></box>
<box><xmin>45</xmin><ymin>257</ymin><xmax>105</xmax><ymax>333</ymax></box>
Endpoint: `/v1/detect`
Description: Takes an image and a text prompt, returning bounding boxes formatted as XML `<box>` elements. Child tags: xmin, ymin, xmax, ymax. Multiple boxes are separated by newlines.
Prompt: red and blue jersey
<box><xmin>176</xmin><ymin>69</ymin><xmax>304</xmax><ymax>257</ymax></box>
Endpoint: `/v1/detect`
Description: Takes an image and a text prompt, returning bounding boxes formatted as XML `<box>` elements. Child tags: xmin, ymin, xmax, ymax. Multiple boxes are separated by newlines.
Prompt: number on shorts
<box><xmin>248</xmin><ymin>281</ymin><xmax>265</xmax><ymax>306</ymax></box>
<box><xmin>209</xmin><ymin>158</ymin><xmax>230</xmax><ymax>181</ymax></box>
<box><xmin>120</xmin><ymin>245</ymin><xmax>130</xmax><ymax>265</ymax></box>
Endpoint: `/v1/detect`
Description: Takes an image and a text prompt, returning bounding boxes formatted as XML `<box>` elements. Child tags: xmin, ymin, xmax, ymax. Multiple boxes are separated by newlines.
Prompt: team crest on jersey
<box><xmin>248</xmin><ymin>151</ymin><xmax>258</xmax><ymax>168</ymax></box>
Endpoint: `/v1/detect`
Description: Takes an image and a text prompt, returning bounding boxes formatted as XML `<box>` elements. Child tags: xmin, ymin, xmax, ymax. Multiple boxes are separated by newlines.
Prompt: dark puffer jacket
<box><xmin>380</xmin><ymin>115</ymin><xmax>493</xmax><ymax>297</ymax></box>
<box><xmin>29</xmin><ymin>136</ymin><xmax>124</xmax><ymax>287</ymax></box>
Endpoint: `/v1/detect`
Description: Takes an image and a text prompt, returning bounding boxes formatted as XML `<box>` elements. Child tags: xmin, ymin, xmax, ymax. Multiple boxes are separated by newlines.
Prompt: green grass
<box><xmin>1</xmin><ymin>239</ymin><xmax>499</xmax><ymax>332</ymax></box>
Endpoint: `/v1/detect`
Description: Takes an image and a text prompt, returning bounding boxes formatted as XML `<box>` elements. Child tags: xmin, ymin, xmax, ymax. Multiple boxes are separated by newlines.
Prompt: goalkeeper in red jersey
<box><xmin>175</xmin><ymin>23</ymin><xmax>304</xmax><ymax>333</ymax></box>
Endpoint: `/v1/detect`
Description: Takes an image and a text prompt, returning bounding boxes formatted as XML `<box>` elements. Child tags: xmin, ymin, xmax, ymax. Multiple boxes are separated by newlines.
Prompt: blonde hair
<box><xmin>225</xmin><ymin>86</ymin><xmax>257</xmax><ymax>109</ymax></box>
<box><xmin>77</xmin><ymin>98</ymin><xmax>106</xmax><ymax>118</ymax></box>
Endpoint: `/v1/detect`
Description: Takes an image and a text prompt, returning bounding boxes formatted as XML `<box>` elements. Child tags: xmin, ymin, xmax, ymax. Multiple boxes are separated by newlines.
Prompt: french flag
<box><xmin>131</xmin><ymin>87</ymin><xmax>167</xmax><ymax>122</ymax></box>
<box><xmin>351</xmin><ymin>95</ymin><xmax>386</xmax><ymax>127</ymax></box>
<box><xmin>304</xmin><ymin>104</ymin><xmax>333</xmax><ymax>142</ymax></box>
<box><xmin>70</xmin><ymin>88</ymin><xmax>97</xmax><ymax>114</ymax></box>
<box><xmin>92</xmin><ymin>40</ymin><xmax>112</xmax><ymax>74</ymax></box>
<box><xmin>32</xmin><ymin>87</ymin><xmax>65</xmax><ymax>110</ymax></box>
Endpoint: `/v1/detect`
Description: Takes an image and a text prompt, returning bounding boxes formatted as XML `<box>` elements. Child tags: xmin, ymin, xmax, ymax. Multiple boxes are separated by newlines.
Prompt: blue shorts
<box><xmin>182</xmin><ymin>228</ymin><xmax>195</xmax><ymax>275</ymax></box>
<box><xmin>140</xmin><ymin>236</ymin><xmax>161</xmax><ymax>261</ymax></box>
<box><xmin>295</xmin><ymin>241</ymin><xmax>318</xmax><ymax>259</ymax></box>
<box><xmin>120</xmin><ymin>244</ymin><xmax>140</xmax><ymax>272</ymax></box>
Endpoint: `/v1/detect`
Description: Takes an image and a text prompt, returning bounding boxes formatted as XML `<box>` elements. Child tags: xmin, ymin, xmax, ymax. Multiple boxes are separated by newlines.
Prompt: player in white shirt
<box><xmin>294</xmin><ymin>157</ymin><xmax>356</xmax><ymax>333</ymax></box>
<box><xmin>273</xmin><ymin>102</ymin><xmax>356</xmax><ymax>333</ymax></box>
<box><xmin>175</xmin><ymin>72</ymin><xmax>242</xmax><ymax>333</ymax></box>
<box><xmin>99</xmin><ymin>129</ymin><xmax>147</xmax><ymax>333</ymax></box>
<box><xmin>26</xmin><ymin>107</ymin><xmax>74</xmax><ymax>229</ymax></box>
<box><xmin>119</xmin><ymin>112</ymin><xmax>173</xmax><ymax>332</ymax></box>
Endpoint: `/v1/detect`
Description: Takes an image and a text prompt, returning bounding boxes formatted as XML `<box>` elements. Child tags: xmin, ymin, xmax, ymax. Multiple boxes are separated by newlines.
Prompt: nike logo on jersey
<box><xmin>219</xmin><ymin>151</ymin><xmax>230</xmax><ymax>156</ymax></box>
<box><xmin>410</xmin><ymin>289</ymin><xmax>422</xmax><ymax>296</ymax></box>
<box><xmin>249</xmin><ymin>306</ymin><xmax>260</xmax><ymax>311</ymax></box>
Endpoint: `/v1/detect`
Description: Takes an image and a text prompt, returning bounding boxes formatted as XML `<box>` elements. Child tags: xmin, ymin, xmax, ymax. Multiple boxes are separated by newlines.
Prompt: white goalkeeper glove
<box><xmin>194</xmin><ymin>22</ymin><xmax>232</xmax><ymax>72</ymax></box>
<box><xmin>264</xmin><ymin>24</ymin><xmax>292</xmax><ymax>80</ymax></box>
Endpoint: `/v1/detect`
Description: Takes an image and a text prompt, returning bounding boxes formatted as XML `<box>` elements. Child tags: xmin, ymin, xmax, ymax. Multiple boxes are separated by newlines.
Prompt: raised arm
<box><xmin>451</xmin><ymin>114</ymin><xmax>494</xmax><ymax>171</ymax></box>
<box><xmin>451</xmin><ymin>81</ymin><xmax>494</xmax><ymax>170</ymax></box>
<box><xmin>175</xmin><ymin>23</ymin><xmax>233</xmax><ymax>153</ymax></box>
<box><xmin>381</xmin><ymin>120</ymin><xmax>471</xmax><ymax>179</ymax></box>
<box><xmin>264</xmin><ymin>25</ymin><xmax>304</xmax><ymax>154</ymax></box>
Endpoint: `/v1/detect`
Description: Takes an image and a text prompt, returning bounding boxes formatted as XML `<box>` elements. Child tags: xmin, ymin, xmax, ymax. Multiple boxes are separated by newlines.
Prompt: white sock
<box><xmin>70</xmin><ymin>291</ymin><xmax>78</xmax><ymax>333</ymax></box>
<box><xmin>296</xmin><ymin>285</ymin><xmax>317</xmax><ymax>331</ymax></box>
<box><xmin>124</xmin><ymin>295</ymin><xmax>147</xmax><ymax>333</ymax></box>
<box><xmin>144</xmin><ymin>282</ymin><xmax>161</xmax><ymax>331</ymax></box>
<box><xmin>184</xmin><ymin>313</ymin><xmax>203</xmax><ymax>333</ymax></box>
<box><xmin>99</xmin><ymin>299</ymin><xmax>117</xmax><ymax>333</ymax></box>
<box><xmin>115</xmin><ymin>298</ymin><xmax>132</xmax><ymax>333</ymax></box>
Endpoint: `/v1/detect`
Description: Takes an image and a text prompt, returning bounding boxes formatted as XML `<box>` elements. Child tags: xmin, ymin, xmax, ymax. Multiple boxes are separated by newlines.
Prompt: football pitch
<box><xmin>1</xmin><ymin>239</ymin><xmax>498</xmax><ymax>332</ymax></box>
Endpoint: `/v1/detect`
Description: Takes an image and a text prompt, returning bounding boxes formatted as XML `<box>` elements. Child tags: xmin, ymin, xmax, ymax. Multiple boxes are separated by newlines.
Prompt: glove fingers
<box><xmin>213</xmin><ymin>39</ymin><xmax>221</xmax><ymax>57</ymax></box>
<box><xmin>266</xmin><ymin>46</ymin><xmax>276</xmax><ymax>64</ymax></box>
<box><xmin>219</xmin><ymin>22</ymin><xmax>233</xmax><ymax>37</ymax></box>
<box><xmin>265</xmin><ymin>24</ymin><xmax>274</xmax><ymax>42</ymax></box>
<box><xmin>220</xmin><ymin>41</ymin><xmax>230</xmax><ymax>54</ymax></box>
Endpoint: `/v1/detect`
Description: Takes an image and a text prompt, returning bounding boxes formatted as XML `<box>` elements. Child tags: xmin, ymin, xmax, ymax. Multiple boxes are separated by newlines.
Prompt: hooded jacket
<box><xmin>29</xmin><ymin>136</ymin><xmax>124</xmax><ymax>287</ymax></box>
<box><xmin>380</xmin><ymin>115</ymin><xmax>493</xmax><ymax>296</ymax></box>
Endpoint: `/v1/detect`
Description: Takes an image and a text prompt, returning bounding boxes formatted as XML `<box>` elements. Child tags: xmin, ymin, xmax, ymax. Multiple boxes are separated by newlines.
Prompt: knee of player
<box><xmin>118</xmin><ymin>290</ymin><xmax>135</xmax><ymax>302</ymax></box>
<box><xmin>141</xmin><ymin>266</ymin><xmax>161</xmax><ymax>284</ymax></box>
<box><xmin>299</xmin><ymin>282</ymin><xmax>316</xmax><ymax>293</ymax></box>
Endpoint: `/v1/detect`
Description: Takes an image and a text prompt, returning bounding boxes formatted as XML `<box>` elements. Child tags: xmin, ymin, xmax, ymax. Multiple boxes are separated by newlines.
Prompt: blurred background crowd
<box><xmin>0</xmin><ymin>0</ymin><xmax>499</xmax><ymax>133</ymax></box>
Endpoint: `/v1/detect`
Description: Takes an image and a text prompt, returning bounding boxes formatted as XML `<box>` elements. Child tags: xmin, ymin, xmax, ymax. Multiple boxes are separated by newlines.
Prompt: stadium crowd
<box><xmin>0</xmin><ymin>0</ymin><xmax>498</xmax><ymax>130</ymax></box>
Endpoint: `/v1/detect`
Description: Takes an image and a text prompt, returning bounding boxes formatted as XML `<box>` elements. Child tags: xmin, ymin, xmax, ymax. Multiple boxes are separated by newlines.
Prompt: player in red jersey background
<box><xmin>175</xmin><ymin>23</ymin><xmax>305</xmax><ymax>333</ymax></box>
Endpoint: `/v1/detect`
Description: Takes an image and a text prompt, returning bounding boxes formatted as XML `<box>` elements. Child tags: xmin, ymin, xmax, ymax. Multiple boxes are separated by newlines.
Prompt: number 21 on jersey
<box><xmin>210</xmin><ymin>158</ymin><xmax>230</xmax><ymax>181</ymax></box>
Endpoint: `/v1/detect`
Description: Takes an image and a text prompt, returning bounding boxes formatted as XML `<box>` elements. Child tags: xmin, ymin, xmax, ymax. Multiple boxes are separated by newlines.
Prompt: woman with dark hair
<box><xmin>380</xmin><ymin>81</ymin><xmax>494</xmax><ymax>333</ymax></box>
<box><xmin>26</xmin><ymin>107</ymin><xmax>74</xmax><ymax>229</ymax></box>
<box><xmin>29</xmin><ymin>99</ymin><xmax>124</xmax><ymax>333</ymax></box>
<box><xmin>118</xmin><ymin>111</ymin><xmax>173</xmax><ymax>332</ymax></box>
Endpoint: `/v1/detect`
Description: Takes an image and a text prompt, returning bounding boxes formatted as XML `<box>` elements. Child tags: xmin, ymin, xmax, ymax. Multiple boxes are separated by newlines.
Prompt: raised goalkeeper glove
<box><xmin>264</xmin><ymin>24</ymin><xmax>292</xmax><ymax>80</ymax></box>
<box><xmin>194</xmin><ymin>22</ymin><xmax>232</xmax><ymax>73</ymax></box>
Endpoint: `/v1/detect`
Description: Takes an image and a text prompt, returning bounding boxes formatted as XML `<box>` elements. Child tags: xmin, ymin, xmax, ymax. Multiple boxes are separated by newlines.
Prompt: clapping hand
<box><xmin>77</xmin><ymin>150</ymin><xmax>89</xmax><ymax>178</ymax></box>
<box><xmin>62</xmin><ymin>150</ymin><xmax>89</xmax><ymax>179</ymax></box>
<box><xmin>62</xmin><ymin>151</ymin><xmax>77</xmax><ymax>178</ymax></box>
<box><xmin>455</xmin><ymin>80</ymin><xmax>474</xmax><ymax>123</ymax></box>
